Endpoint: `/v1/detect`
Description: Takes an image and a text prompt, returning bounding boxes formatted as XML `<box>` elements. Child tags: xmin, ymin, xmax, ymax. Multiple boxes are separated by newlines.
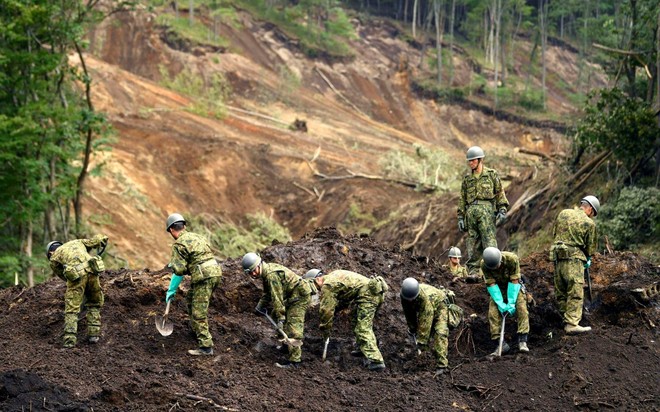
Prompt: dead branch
<box><xmin>402</xmin><ymin>202</ymin><xmax>434</xmax><ymax>250</ymax></box>
<box><xmin>226</xmin><ymin>105</ymin><xmax>290</xmax><ymax>126</ymax></box>
<box><xmin>452</xmin><ymin>382</ymin><xmax>501</xmax><ymax>398</ymax></box>
<box><xmin>292</xmin><ymin>181</ymin><xmax>317</xmax><ymax>198</ymax></box>
<box><xmin>175</xmin><ymin>393</ymin><xmax>238</xmax><ymax>411</ymax></box>
<box><xmin>574</xmin><ymin>398</ymin><xmax>616</xmax><ymax>409</ymax></box>
<box><xmin>567</xmin><ymin>151</ymin><xmax>612</xmax><ymax>185</ymax></box>
<box><xmin>314</xmin><ymin>67</ymin><xmax>367</xmax><ymax>117</ymax></box>
<box><xmin>517</xmin><ymin>148</ymin><xmax>554</xmax><ymax>161</ymax></box>
<box><xmin>314</xmin><ymin>169</ymin><xmax>437</xmax><ymax>193</ymax></box>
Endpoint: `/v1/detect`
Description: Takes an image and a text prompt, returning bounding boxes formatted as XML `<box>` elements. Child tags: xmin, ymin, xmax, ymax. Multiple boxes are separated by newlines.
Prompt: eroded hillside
<box><xmin>80</xmin><ymin>7</ymin><xmax>605</xmax><ymax>268</ymax></box>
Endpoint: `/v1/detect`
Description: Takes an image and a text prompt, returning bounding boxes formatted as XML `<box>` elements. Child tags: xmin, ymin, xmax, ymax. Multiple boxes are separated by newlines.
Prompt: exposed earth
<box><xmin>1</xmin><ymin>228</ymin><xmax>658</xmax><ymax>411</ymax></box>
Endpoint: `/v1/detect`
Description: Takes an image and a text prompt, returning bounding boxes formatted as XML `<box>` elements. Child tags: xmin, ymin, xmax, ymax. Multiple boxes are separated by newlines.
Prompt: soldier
<box><xmin>46</xmin><ymin>234</ymin><xmax>108</xmax><ymax>348</ymax></box>
<box><xmin>241</xmin><ymin>253</ymin><xmax>315</xmax><ymax>369</ymax></box>
<box><xmin>164</xmin><ymin>213</ymin><xmax>222</xmax><ymax>356</ymax></box>
<box><xmin>445</xmin><ymin>246</ymin><xmax>475</xmax><ymax>282</ymax></box>
<box><xmin>303</xmin><ymin>269</ymin><xmax>388</xmax><ymax>371</ymax></box>
<box><xmin>481</xmin><ymin>247</ymin><xmax>529</xmax><ymax>354</ymax></box>
<box><xmin>400</xmin><ymin>277</ymin><xmax>453</xmax><ymax>375</ymax></box>
<box><xmin>551</xmin><ymin>196</ymin><xmax>599</xmax><ymax>334</ymax></box>
<box><xmin>457</xmin><ymin>146</ymin><xmax>509</xmax><ymax>277</ymax></box>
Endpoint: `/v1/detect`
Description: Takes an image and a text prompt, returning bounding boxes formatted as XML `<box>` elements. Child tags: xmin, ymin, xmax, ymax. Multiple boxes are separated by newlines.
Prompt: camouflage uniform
<box><xmin>551</xmin><ymin>207</ymin><xmax>596</xmax><ymax>327</ymax></box>
<box><xmin>401</xmin><ymin>283</ymin><xmax>450</xmax><ymax>368</ymax></box>
<box><xmin>318</xmin><ymin>270</ymin><xmax>386</xmax><ymax>364</ymax></box>
<box><xmin>448</xmin><ymin>262</ymin><xmax>469</xmax><ymax>279</ymax></box>
<box><xmin>458</xmin><ymin>167</ymin><xmax>509</xmax><ymax>275</ymax></box>
<box><xmin>257</xmin><ymin>262</ymin><xmax>315</xmax><ymax>363</ymax></box>
<box><xmin>49</xmin><ymin>234</ymin><xmax>107</xmax><ymax>347</ymax></box>
<box><xmin>168</xmin><ymin>230</ymin><xmax>222</xmax><ymax>349</ymax></box>
<box><xmin>481</xmin><ymin>252</ymin><xmax>528</xmax><ymax>340</ymax></box>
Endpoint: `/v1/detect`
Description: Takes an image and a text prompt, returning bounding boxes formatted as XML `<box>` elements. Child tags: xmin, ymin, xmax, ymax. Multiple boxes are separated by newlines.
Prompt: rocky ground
<box><xmin>1</xmin><ymin>228</ymin><xmax>658</xmax><ymax>411</ymax></box>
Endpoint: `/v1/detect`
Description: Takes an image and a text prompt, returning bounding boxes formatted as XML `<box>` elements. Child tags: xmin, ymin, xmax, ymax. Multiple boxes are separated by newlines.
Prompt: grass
<box><xmin>156</xmin><ymin>14</ymin><xmax>230</xmax><ymax>49</ymax></box>
<box><xmin>159</xmin><ymin>65</ymin><xmax>230</xmax><ymax>119</ymax></box>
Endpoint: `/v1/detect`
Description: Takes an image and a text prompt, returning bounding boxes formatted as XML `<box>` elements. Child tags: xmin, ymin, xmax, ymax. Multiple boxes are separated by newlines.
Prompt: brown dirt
<box><xmin>1</xmin><ymin>228</ymin><xmax>658</xmax><ymax>411</ymax></box>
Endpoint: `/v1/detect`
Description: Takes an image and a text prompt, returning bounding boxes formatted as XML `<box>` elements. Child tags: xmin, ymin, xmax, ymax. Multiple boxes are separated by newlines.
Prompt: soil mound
<box><xmin>1</xmin><ymin>228</ymin><xmax>658</xmax><ymax>411</ymax></box>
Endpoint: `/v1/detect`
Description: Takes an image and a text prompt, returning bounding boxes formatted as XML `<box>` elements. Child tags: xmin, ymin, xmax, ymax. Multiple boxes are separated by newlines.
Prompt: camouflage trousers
<box><xmin>488</xmin><ymin>289</ymin><xmax>529</xmax><ymax>340</ymax></box>
<box><xmin>283</xmin><ymin>291</ymin><xmax>311</xmax><ymax>362</ymax></box>
<box><xmin>186</xmin><ymin>276</ymin><xmax>221</xmax><ymax>348</ymax></box>
<box><xmin>465</xmin><ymin>204</ymin><xmax>497</xmax><ymax>275</ymax></box>
<box><xmin>554</xmin><ymin>258</ymin><xmax>584</xmax><ymax>326</ymax></box>
<box><xmin>64</xmin><ymin>272</ymin><xmax>104</xmax><ymax>347</ymax></box>
<box><xmin>350</xmin><ymin>291</ymin><xmax>385</xmax><ymax>363</ymax></box>
<box><xmin>428</xmin><ymin>304</ymin><xmax>449</xmax><ymax>368</ymax></box>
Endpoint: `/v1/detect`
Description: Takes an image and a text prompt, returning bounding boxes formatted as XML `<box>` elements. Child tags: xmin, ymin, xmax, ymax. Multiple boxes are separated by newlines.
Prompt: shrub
<box><xmin>599</xmin><ymin>186</ymin><xmax>660</xmax><ymax>250</ymax></box>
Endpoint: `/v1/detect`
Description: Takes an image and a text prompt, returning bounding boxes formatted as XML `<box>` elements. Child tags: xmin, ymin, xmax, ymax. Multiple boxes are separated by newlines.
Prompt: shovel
<box><xmin>263</xmin><ymin>312</ymin><xmax>303</xmax><ymax>347</ymax></box>
<box><xmin>155</xmin><ymin>301</ymin><xmax>174</xmax><ymax>337</ymax></box>
<box><xmin>322</xmin><ymin>337</ymin><xmax>330</xmax><ymax>361</ymax></box>
<box><xmin>496</xmin><ymin>312</ymin><xmax>508</xmax><ymax>357</ymax></box>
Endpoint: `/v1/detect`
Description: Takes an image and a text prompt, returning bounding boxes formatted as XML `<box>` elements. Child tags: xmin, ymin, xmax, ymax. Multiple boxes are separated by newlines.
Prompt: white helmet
<box><xmin>448</xmin><ymin>247</ymin><xmax>462</xmax><ymax>258</ymax></box>
<box><xmin>580</xmin><ymin>195</ymin><xmax>600</xmax><ymax>216</ymax></box>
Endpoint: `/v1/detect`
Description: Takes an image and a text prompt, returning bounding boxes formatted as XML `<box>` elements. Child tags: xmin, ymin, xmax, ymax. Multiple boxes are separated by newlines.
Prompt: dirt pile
<box><xmin>1</xmin><ymin>228</ymin><xmax>658</xmax><ymax>411</ymax></box>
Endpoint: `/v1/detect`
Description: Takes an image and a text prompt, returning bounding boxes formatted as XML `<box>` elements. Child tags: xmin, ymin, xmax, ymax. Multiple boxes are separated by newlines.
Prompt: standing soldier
<box><xmin>164</xmin><ymin>213</ymin><xmax>222</xmax><ymax>356</ymax></box>
<box><xmin>457</xmin><ymin>146</ymin><xmax>509</xmax><ymax>277</ymax></box>
<box><xmin>481</xmin><ymin>247</ymin><xmax>529</xmax><ymax>354</ymax></box>
<box><xmin>46</xmin><ymin>234</ymin><xmax>108</xmax><ymax>348</ymax></box>
<box><xmin>241</xmin><ymin>253</ymin><xmax>315</xmax><ymax>369</ymax></box>
<box><xmin>400</xmin><ymin>277</ymin><xmax>452</xmax><ymax>376</ymax></box>
<box><xmin>551</xmin><ymin>196</ymin><xmax>599</xmax><ymax>334</ymax></box>
<box><xmin>303</xmin><ymin>269</ymin><xmax>388</xmax><ymax>372</ymax></box>
<box><xmin>445</xmin><ymin>246</ymin><xmax>474</xmax><ymax>282</ymax></box>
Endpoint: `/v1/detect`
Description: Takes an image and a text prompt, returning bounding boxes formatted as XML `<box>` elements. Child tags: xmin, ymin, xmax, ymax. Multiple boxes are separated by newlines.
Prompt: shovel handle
<box><xmin>164</xmin><ymin>300</ymin><xmax>171</xmax><ymax>316</ymax></box>
<box><xmin>322</xmin><ymin>337</ymin><xmax>330</xmax><ymax>361</ymax></box>
<box><xmin>497</xmin><ymin>312</ymin><xmax>507</xmax><ymax>357</ymax></box>
<box><xmin>264</xmin><ymin>312</ymin><xmax>290</xmax><ymax>340</ymax></box>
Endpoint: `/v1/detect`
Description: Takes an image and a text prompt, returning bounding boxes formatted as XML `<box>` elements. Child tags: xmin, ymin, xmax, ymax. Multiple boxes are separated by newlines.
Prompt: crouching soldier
<box><xmin>241</xmin><ymin>253</ymin><xmax>315</xmax><ymax>369</ymax></box>
<box><xmin>481</xmin><ymin>247</ymin><xmax>529</xmax><ymax>354</ymax></box>
<box><xmin>46</xmin><ymin>234</ymin><xmax>108</xmax><ymax>348</ymax></box>
<box><xmin>304</xmin><ymin>269</ymin><xmax>388</xmax><ymax>372</ymax></box>
<box><xmin>400</xmin><ymin>277</ymin><xmax>453</xmax><ymax>376</ymax></box>
<box><xmin>164</xmin><ymin>213</ymin><xmax>222</xmax><ymax>356</ymax></box>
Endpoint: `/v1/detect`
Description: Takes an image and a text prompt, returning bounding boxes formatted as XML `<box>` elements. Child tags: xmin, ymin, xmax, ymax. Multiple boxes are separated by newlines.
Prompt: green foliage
<box><xmin>599</xmin><ymin>187</ymin><xmax>660</xmax><ymax>251</ymax></box>
<box><xmin>339</xmin><ymin>203</ymin><xmax>378</xmax><ymax>235</ymax></box>
<box><xmin>159</xmin><ymin>65</ymin><xmax>230</xmax><ymax>119</ymax></box>
<box><xmin>379</xmin><ymin>143</ymin><xmax>462</xmax><ymax>192</ymax></box>
<box><xmin>575</xmin><ymin>88</ymin><xmax>659</xmax><ymax>174</ymax></box>
<box><xmin>189</xmin><ymin>213</ymin><xmax>292</xmax><ymax>259</ymax></box>
<box><xmin>156</xmin><ymin>14</ymin><xmax>229</xmax><ymax>48</ymax></box>
<box><xmin>240</xmin><ymin>0</ymin><xmax>354</xmax><ymax>59</ymax></box>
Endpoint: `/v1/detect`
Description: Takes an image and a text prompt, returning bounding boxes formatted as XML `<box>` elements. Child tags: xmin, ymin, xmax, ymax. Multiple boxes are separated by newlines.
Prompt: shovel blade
<box><xmin>155</xmin><ymin>315</ymin><xmax>174</xmax><ymax>336</ymax></box>
<box><xmin>279</xmin><ymin>337</ymin><xmax>303</xmax><ymax>347</ymax></box>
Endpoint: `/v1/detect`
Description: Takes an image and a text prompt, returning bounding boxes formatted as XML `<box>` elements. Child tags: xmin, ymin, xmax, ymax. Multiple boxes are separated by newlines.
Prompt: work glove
<box><xmin>277</xmin><ymin>319</ymin><xmax>285</xmax><ymax>331</ymax></box>
<box><xmin>254</xmin><ymin>304</ymin><xmax>267</xmax><ymax>316</ymax></box>
<box><xmin>458</xmin><ymin>218</ymin><xmax>466</xmax><ymax>232</ymax></box>
<box><xmin>487</xmin><ymin>284</ymin><xmax>508</xmax><ymax>314</ymax></box>
<box><xmin>504</xmin><ymin>304</ymin><xmax>516</xmax><ymax>316</ymax></box>
<box><xmin>506</xmin><ymin>282</ymin><xmax>521</xmax><ymax>316</ymax></box>
<box><xmin>495</xmin><ymin>208</ymin><xmax>507</xmax><ymax>226</ymax></box>
<box><xmin>322</xmin><ymin>329</ymin><xmax>331</xmax><ymax>340</ymax></box>
<box><xmin>584</xmin><ymin>258</ymin><xmax>591</xmax><ymax>269</ymax></box>
<box><xmin>166</xmin><ymin>274</ymin><xmax>183</xmax><ymax>302</ymax></box>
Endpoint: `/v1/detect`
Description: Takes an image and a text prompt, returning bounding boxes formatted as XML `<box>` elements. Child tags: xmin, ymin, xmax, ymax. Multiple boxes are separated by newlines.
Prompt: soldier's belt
<box><xmin>469</xmin><ymin>199</ymin><xmax>494</xmax><ymax>206</ymax></box>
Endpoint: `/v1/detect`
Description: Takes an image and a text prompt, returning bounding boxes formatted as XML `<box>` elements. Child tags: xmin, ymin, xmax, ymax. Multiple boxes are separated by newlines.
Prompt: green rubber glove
<box><xmin>506</xmin><ymin>282</ymin><xmax>521</xmax><ymax>316</ymax></box>
<box><xmin>487</xmin><ymin>285</ymin><xmax>508</xmax><ymax>314</ymax></box>
<box><xmin>166</xmin><ymin>274</ymin><xmax>183</xmax><ymax>302</ymax></box>
<box><xmin>584</xmin><ymin>258</ymin><xmax>591</xmax><ymax>269</ymax></box>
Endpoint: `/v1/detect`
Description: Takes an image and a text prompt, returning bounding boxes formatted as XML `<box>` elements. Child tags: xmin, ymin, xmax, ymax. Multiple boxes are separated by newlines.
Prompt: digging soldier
<box><xmin>303</xmin><ymin>269</ymin><xmax>389</xmax><ymax>372</ymax></box>
<box><xmin>164</xmin><ymin>213</ymin><xmax>222</xmax><ymax>356</ymax></box>
<box><xmin>551</xmin><ymin>196</ymin><xmax>599</xmax><ymax>334</ymax></box>
<box><xmin>46</xmin><ymin>234</ymin><xmax>108</xmax><ymax>348</ymax></box>
<box><xmin>457</xmin><ymin>146</ymin><xmax>509</xmax><ymax>277</ymax></box>
<box><xmin>241</xmin><ymin>253</ymin><xmax>315</xmax><ymax>369</ymax></box>
<box><xmin>400</xmin><ymin>277</ymin><xmax>454</xmax><ymax>376</ymax></box>
<box><xmin>481</xmin><ymin>247</ymin><xmax>529</xmax><ymax>355</ymax></box>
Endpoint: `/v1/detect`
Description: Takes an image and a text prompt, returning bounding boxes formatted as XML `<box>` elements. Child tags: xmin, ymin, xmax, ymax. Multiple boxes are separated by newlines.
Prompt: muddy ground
<box><xmin>1</xmin><ymin>228</ymin><xmax>658</xmax><ymax>411</ymax></box>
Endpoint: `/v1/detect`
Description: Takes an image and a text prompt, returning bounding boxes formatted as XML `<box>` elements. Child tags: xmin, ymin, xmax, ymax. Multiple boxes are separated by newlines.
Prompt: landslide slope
<box><xmin>78</xmin><ymin>7</ymin><xmax>605</xmax><ymax>268</ymax></box>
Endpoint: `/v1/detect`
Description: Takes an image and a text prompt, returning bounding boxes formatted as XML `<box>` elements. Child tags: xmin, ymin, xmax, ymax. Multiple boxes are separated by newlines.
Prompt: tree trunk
<box><xmin>540</xmin><ymin>0</ymin><xmax>547</xmax><ymax>110</ymax></box>
<box><xmin>189</xmin><ymin>0</ymin><xmax>194</xmax><ymax>25</ymax></box>
<box><xmin>435</xmin><ymin>0</ymin><xmax>445</xmax><ymax>85</ymax></box>
<box><xmin>412</xmin><ymin>0</ymin><xmax>418</xmax><ymax>38</ymax></box>
<box><xmin>22</xmin><ymin>219</ymin><xmax>34</xmax><ymax>287</ymax></box>
<box><xmin>494</xmin><ymin>0</ymin><xmax>501</xmax><ymax>109</ymax></box>
<box><xmin>448</xmin><ymin>0</ymin><xmax>455</xmax><ymax>85</ymax></box>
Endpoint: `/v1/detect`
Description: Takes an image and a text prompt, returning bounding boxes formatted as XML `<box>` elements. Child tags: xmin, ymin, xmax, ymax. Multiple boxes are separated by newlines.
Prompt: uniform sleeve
<box><xmin>402</xmin><ymin>301</ymin><xmax>418</xmax><ymax>332</ymax></box>
<box><xmin>457</xmin><ymin>178</ymin><xmax>467</xmax><ymax>219</ymax></box>
<box><xmin>81</xmin><ymin>234</ymin><xmax>108</xmax><ymax>249</ymax></box>
<box><xmin>509</xmin><ymin>256</ymin><xmax>521</xmax><ymax>281</ymax></box>
<box><xmin>266</xmin><ymin>272</ymin><xmax>286</xmax><ymax>322</ymax></box>
<box><xmin>50</xmin><ymin>260</ymin><xmax>65</xmax><ymax>281</ymax></box>
<box><xmin>416</xmin><ymin>298</ymin><xmax>434</xmax><ymax>345</ymax></box>
<box><xmin>168</xmin><ymin>243</ymin><xmax>188</xmax><ymax>275</ymax></box>
<box><xmin>492</xmin><ymin>171</ymin><xmax>509</xmax><ymax>211</ymax></box>
<box><xmin>585</xmin><ymin>221</ymin><xmax>597</xmax><ymax>257</ymax></box>
<box><xmin>482</xmin><ymin>265</ymin><xmax>496</xmax><ymax>286</ymax></box>
<box><xmin>318</xmin><ymin>285</ymin><xmax>338</xmax><ymax>332</ymax></box>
